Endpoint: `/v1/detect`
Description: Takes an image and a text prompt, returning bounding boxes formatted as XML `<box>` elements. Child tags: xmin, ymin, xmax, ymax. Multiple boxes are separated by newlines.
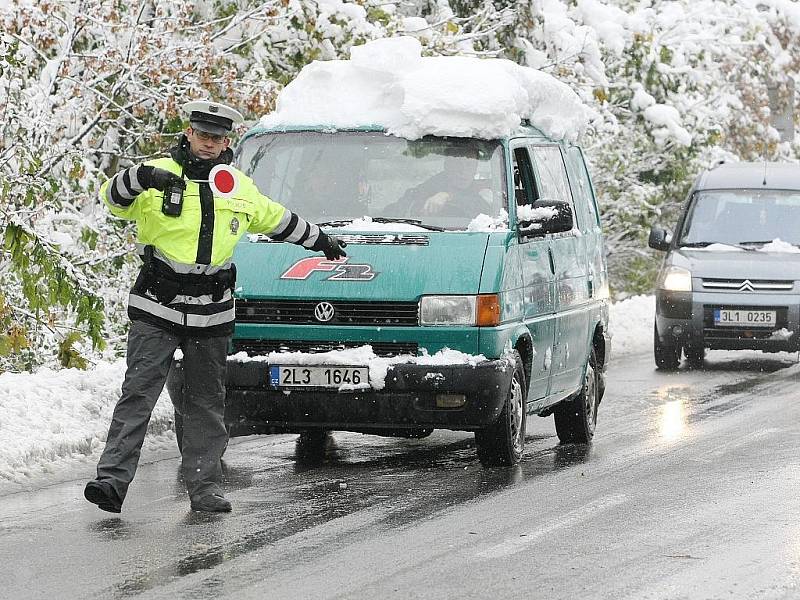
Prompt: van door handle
<box><xmin>547</xmin><ymin>247</ymin><xmax>555</xmax><ymax>274</ymax></box>
<box><xmin>588</xmin><ymin>275</ymin><xmax>594</xmax><ymax>298</ymax></box>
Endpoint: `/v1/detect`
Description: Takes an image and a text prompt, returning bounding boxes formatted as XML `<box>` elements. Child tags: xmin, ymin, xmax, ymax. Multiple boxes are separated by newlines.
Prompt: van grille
<box><xmin>701</xmin><ymin>278</ymin><xmax>794</xmax><ymax>292</ymax></box>
<box><xmin>236</xmin><ymin>299</ymin><xmax>419</xmax><ymax>326</ymax></box>
<box><xmin>232</xmin><ymin>339</ymin><xmax>418</xmax><ymax>357</ymax></box>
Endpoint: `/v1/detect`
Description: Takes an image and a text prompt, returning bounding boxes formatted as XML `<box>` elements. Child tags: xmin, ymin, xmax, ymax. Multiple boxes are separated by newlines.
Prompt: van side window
<box><xmin>564</xmin><ymin>146</ymin><xmax>600</xmax><ymax>231</ymax></box>
<box><xmin>512</xmin><ymin>147</ymin><xmax>538</xmax><ymax>206</ymax></box>
<box><xmin>531</xmin><ymin>146</ymin><xmax>574</xmax><ymax>205</ymax></box>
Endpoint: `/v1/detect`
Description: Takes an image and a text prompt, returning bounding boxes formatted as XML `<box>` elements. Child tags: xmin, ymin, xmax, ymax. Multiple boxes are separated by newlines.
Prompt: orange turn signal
<box><xmin>476</xmin><ymin>294</ymin><xmax>501</xmax><ymax>326</ymax></box>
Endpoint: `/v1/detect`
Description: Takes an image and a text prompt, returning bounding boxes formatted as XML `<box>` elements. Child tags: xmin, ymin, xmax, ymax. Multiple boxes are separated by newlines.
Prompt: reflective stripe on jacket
<box><xmin>101</xmin><ymin>157</ymin><xmax>322</xmax><ymax>336</ymax></box>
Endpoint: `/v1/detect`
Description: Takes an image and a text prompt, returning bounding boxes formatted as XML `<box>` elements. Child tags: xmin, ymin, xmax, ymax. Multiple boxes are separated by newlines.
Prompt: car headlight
<box><xmin>659</xmin><ymin>266</ymin><xmax>692</xmax><ymax>292</ymax></box>
<box><xmin>420</xmin><ymin>295</ymin><xmax>500</xmax><ymax>326</ymax></box>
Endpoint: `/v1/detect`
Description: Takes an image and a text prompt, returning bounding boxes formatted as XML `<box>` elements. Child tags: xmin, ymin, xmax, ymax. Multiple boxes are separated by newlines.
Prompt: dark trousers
<box><xmin>96</xmin><ymin>320</ymin><xmax>229</xmax><ymax>502</ymax></box>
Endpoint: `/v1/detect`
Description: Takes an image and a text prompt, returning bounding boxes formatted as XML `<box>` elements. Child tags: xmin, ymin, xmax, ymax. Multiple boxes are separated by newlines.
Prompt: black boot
<box><xmin>190</xmin><ymin>493</ymin><xmax>232</xmax><ymax>513</ymax></box>
<box><xmin>84</xmin><ymin>480</ymin><xmax>123</xmax><ymax>513</ymax></box>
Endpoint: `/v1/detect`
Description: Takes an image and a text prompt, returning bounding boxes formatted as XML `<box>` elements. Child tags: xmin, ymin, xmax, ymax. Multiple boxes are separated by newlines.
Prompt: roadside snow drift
<box><xmin>260</xmin><ymin>36</ymin><xmax>594</xmax><ymax>141</ymax></box>
<box><xmin>0</xmin><ymin>362</ymin><xmax>174</xmax><ymax>485</ymax></box>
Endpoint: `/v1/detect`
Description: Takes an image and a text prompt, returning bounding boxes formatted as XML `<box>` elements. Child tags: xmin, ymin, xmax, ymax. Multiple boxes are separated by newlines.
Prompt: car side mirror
<box><xmin>517</xmin><ymin>200</ymin><xmax>574</xmax><ymax>237</ymax></box>
<box><xmin>648</xmin><ymin>225</ymin><xmax>672</xmax><ymax>251</ymax></box>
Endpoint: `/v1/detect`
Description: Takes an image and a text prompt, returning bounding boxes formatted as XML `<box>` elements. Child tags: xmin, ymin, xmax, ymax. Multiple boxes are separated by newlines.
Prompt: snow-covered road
<box><xmin>0</xmin><ymin>324</ymin><xmax>798</xmax><ymax>600</ymax></box>
<box><xmin>0</xmin><ymin>296</ymin><xmax>657</xmax><ymax>489</ymax></box>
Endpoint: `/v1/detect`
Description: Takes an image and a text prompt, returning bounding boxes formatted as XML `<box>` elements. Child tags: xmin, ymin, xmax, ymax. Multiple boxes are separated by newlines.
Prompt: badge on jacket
<box><xmin>230</xmin><ymin>217</ymin><xmax>240</xmax><ymax>234</ymax></box>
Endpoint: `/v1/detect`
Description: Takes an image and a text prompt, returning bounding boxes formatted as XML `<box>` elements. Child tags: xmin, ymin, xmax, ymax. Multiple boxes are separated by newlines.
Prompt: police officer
<box><xmin>84</xmin><ymin>100</ymin><xmax>346</xmax><ymax>513</ymax></box>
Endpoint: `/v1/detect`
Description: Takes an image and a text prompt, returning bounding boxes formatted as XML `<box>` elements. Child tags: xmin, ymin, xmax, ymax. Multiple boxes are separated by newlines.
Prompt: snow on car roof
<box><xmin>259</xmin><ymin>36</ymin><xmax>595</xmax><ymax>142</ymax></box>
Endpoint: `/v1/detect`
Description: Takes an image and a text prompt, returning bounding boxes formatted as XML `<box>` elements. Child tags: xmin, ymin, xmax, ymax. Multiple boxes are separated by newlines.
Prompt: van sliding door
<box><xmin>531</xmin><ymin>145</ymin><xmax>591</xmax><ymax>399</ymax></box>
<box><xmin>512</xmin><ymin>144</ymin><xmax>556</xmax><ymax>403</ymax></box>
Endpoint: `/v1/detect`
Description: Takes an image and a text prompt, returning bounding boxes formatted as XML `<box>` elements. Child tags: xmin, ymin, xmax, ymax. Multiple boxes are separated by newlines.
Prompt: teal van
<box><xmin>169</xmin><ymin>124</ymin><xmax>610</xmax><ymax>466</ymax></box>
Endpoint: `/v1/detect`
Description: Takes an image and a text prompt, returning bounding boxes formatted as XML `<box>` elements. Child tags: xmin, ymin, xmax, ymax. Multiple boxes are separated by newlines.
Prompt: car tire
<box><xmin>475</xmin><ymin>351</ymin><xmax>527</xmax><ymax>466</ymax></box>
<box><xmin>654</xmin><ymin>322</ymin><xmax>681</xmax><ymax>370</ymax></box>
<box><xmin>684</xmin><ymin>342</ymin><xmax>705</xmax><ymax>369</ymax></box>
<box><xmin>554</xmin><ymin>347</ymin><xmax>599</xmax><ymax>444</ymax></box>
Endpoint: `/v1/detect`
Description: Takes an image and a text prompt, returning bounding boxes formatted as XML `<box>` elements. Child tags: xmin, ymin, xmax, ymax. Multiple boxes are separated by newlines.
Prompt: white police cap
<box><xmin>183</xmin><ymin>100</ymin><xmax>244</xmax><ymax>136</ymax></box>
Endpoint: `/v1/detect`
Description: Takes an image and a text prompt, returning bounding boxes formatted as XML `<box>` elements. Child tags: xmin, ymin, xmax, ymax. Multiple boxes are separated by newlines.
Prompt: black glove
<box><xmin>312</xmin><ymin>233</ymin><xmax>347</xmax><ymax>260</ymax></box>
<box><xmin>139</xmin><ymin>166</ymin><xmax>185</xmax><ymax>192</ymax></box>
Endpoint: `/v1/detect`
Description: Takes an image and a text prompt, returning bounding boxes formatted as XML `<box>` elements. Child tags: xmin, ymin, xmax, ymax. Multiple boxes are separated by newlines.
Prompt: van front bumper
<box><xmin>219</xmin><ymin>357</ymin><xmax>515</xmax><ymax>435</ymax></box>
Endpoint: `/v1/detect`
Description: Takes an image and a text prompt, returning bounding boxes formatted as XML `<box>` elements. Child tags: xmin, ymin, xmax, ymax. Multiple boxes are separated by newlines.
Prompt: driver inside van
<box><xmin>392</xmin><ymin>148</ymin><xmax>491</xmax><ymax>218</ymax></box>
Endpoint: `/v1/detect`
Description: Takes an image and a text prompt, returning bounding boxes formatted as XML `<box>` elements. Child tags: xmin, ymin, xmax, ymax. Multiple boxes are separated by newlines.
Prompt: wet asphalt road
<box><xmin>1</xmin><ymin>350</ymin><xmax>799</xmax><ymax>600</ymax></box>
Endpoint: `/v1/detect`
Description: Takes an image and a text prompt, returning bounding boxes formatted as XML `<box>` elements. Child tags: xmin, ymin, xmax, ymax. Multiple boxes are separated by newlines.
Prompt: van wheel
<box><xmin>475</xmin><ymin>351</ymin><xmax>527</xmax><ymax>466</ymax></box>
<box><xmin>654</xmin><ymin>322</ymin><xmax>680</xmax><ymax>370</ymax></box>
<box><xmin>296</xmin><ymin>430</ymin><xmax>331</xmax><ymax>462</ymax></box>
<box><xmin>173</xmin><ymin>411</ymin><xmax>229</xmax><ymax>457</ymax></box>
<box><xmin>685</xmin><ymin>343</ymin><xmax>705</xmax><ymax>369</ymax></box>
<box><xmin>554</xmin><ymin>347</ymin><xmax>599</xmax><ymax>444</ymax></box>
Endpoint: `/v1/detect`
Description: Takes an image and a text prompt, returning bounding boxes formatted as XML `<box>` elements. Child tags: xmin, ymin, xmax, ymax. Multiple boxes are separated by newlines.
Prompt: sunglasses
<box><xmin>193</xmin><ymin>129</ymin><xmax>227</xmax><ymax>143</ymax></box>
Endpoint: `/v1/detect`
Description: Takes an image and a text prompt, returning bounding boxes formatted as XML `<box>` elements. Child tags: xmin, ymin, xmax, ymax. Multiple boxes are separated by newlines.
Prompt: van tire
<box><xmin>296</xmin><ymin>430</ymin><xmax>330</xmax><ymax>462</ymax></box>
<box><xmin>554</xmin><ymin>347</ymin><xmax>599</xmax><ymax>444</ymax></box>
<box><xmin>475</xmin><ymin>351</ymin><xmax>527</xmax><ymax>466</ymax></box>
<box><xmin>654</xmin><ymin>322</ymin><xmax>681</xmax><ymax>370</ymax></box>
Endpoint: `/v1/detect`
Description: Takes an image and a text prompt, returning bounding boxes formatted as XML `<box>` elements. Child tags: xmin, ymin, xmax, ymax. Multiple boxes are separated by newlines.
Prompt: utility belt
<box><xmin>133</xmin><ymin>246</ymin><xmax>236</xmax><ymax>304</ymax></box>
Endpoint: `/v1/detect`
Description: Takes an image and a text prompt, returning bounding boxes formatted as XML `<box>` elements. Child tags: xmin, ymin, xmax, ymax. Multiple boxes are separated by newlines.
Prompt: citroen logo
<box><xmin>314</xmin><ymin>301</ymin><xmax>335</xmax><ymax>322</ymax></box>
<box><xmin>738</xmin><ymin>280</ymin><xmax>755</xmax><ymax>292</ymax></box>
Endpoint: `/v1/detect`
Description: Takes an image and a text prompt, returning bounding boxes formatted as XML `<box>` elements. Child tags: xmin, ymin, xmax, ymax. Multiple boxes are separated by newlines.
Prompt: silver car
<box><xmin>649</xmin><ymin>161</ymin><xmax>800</xmax><ymax>369</ymax></box>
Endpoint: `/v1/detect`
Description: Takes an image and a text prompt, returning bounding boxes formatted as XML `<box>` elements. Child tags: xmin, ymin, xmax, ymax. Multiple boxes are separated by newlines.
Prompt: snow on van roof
<box><xmin>259</xmin><ymin>37</ymin><xmax>594</xmax><ymax>142</ymax></box>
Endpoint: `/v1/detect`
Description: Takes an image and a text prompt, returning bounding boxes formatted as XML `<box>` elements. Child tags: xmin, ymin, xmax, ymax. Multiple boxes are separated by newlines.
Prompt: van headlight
<box><xmin>659</xmin><ymin>266</ymin><xmax>692</xmax><ymax>292</ymax></box>
<box><xmin>419</xmin><ymin>295</ymin><xmax>500</xmax><ymax>326</ymax></box>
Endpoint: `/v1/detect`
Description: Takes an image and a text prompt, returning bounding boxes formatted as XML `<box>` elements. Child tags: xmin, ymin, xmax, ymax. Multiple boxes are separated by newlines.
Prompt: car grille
<box><xmin>701</xmin><ymin>278</ymin><xmax>794</xmax><ymax>292</ymax></box>
<box><xmin>236</xmin><ymin>299</ymin><xmax>419</xmax><ymax>326</ymax></box>
<box><xmin>232</xmin><ymin>339</ymin><xmax>418</xmax><ymax>357</ymax></box>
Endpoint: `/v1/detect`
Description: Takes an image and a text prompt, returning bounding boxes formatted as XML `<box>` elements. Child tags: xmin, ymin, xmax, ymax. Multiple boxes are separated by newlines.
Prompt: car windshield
<box><xmin>678</xmin><ymin>189</ymin><xmax>800</xmax><ymax>247</ymax></box>
<box><xmin>235</xmin><ymin>131</ymin><xmax>507</xmax><ymax>230</ymax></box>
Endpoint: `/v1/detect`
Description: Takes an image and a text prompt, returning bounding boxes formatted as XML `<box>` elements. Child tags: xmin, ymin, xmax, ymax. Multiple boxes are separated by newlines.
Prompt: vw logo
<box><xmin>314</xmin><ymin>301</ymin><xmax>335</xmax><ymax>322</ymax></box>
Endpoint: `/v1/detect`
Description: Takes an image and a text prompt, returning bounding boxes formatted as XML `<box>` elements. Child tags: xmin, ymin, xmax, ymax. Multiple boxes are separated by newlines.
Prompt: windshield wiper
<box><xmin>370</xmin><ymin>217</ymin><xmax>445</xmax><ymax>231</ymax></box>
<box><xmin>315</xmin><ymin>217</ymin><xmax>446</xmax><ymax>232</ymax></box>
<box><xmin>680</xmin><ymin>241</ymin><xmax>755</xmax><ymax>251</ymax></box>
<box><xmin>739</xmin><ymin>240</ymin><xmax>781</xmax><ymax>246</ymax></box>
<box><xmin>315</xmin><ymin>219</ymin><xmax>355</xmax><ymax>227</ymax></box>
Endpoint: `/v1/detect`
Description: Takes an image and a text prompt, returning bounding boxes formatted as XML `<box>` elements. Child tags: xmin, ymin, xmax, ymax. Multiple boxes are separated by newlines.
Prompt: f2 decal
<box><xmin>280</xmin><ymin>257</ymin><xmax>378</xmax><ymax>281</ymax></box>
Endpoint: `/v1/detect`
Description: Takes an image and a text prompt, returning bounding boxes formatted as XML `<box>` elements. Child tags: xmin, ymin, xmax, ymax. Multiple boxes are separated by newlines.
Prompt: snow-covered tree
<box><xmin>2</xmin><ymin>0</ymin><xmax>800</xmax><ymax>370</ymax></box>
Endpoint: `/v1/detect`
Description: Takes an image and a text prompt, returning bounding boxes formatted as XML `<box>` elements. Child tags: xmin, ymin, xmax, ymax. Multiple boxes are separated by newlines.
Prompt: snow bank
<box><xmin>0</xmin><ymin>361</ymin><xmax>175</xmax><ymax>486</ymax></box>
<box><xmin>608</xmin><ymin>295</ymin><xmax>655</xmax><ymax>359</ymax></box>
<box><xmin>261</xmin><ymin>36</ymin><xmax>594</xmax><ymax>142</ymax></box>
<box><xmin>0</xmin><ymin>296</ymin><xmax>653</xmax><ymax>483</ymax></box>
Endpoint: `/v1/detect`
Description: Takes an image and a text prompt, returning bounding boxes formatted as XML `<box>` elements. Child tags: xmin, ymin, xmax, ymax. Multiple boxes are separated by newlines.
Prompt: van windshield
<box><xmin>679</xmin><ymin>190</ymin><xmax>800</xmax><ymax>247</ymax></box>
<box><xmin>236</xmin><ymin>132</ymin><xmax>507</xmax><ymax>230</ymax></box>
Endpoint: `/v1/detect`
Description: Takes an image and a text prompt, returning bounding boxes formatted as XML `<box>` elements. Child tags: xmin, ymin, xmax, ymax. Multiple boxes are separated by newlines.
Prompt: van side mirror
<box><xmin>648</xmin><ymin>225</ymin><xmax>672</xmax><ymax>251</ymax></box>
<box><xmin>517</xmin><ymin>200</ymin><xmax>573</xmax><ymax>237</ymax></box>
